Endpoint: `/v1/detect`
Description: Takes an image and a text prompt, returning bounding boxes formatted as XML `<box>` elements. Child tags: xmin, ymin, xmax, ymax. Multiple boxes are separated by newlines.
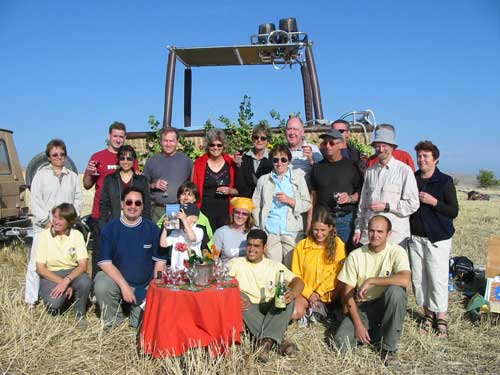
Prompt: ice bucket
<box><xmin>193</xmin><ymin>263</ymin><xmax>213</xmax><ymax>286</ymax></box>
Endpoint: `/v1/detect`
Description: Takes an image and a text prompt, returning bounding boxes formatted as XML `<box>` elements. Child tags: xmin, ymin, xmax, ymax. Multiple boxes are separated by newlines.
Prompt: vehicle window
<box><xmin>0</xmin><ymin>140</ymin><xmax>12</xmax><ymax>175</ymax></box>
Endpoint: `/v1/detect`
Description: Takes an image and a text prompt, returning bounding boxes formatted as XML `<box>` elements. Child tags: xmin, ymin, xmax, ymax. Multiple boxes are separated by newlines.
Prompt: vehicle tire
<box><xmin>25</xmin><ymin>152</ymin><xmax>78</xmax><ymax>187</ymax></box>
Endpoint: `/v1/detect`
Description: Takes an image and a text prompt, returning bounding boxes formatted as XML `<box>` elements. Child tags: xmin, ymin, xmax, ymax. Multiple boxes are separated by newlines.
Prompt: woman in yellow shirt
<box><xmin>35</xmin><ymin>203</ymin><xmax>92</xmax><ymax>328</ymax></box>
<box><xmin>292</xmin><ymin>207</ymin><xmax>346</xmax><ymax>323</ymax></box>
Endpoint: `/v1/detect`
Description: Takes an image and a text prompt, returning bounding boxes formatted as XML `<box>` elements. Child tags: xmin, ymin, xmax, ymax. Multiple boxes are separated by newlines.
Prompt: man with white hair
<box><xmin>285</xmin><ymin>116</ymin><xmax>323</xmax><ymax>177</ymax></box>
<box><xmin>353</xmin><ymin>125</ymin><xmax>419</xmax><ymax>247</ymax></box>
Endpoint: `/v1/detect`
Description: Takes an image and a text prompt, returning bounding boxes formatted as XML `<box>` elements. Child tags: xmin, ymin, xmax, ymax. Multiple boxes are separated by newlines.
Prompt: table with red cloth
<box><xmin>139</xmin><ymin>279</ymin><xmax>244</xmax><ymax>357</ymax></box>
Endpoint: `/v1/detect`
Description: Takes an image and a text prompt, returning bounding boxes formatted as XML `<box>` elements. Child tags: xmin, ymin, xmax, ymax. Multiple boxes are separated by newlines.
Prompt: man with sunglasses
<box><xmin>331</xmin><ymin>120</ymin><xmax>361</xmax><ymax>164</ymax></box>
<box><xmin>94</xmin><ymin>186</ymin><xmax>166</xmax><ymax>330</ymax></box>
<box><xmin>309</xmin><ymin>130</ymin><xmax>363</xmax><ymax>250</ymax></box>
<box><xmin>143</xmin><ymin>127</ymin><xmax>193</xmax><ymax>223</ymax></box>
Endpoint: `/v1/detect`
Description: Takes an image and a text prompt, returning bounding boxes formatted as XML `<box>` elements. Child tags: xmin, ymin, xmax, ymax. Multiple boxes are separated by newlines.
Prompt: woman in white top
<box><xmin>25</xmin><ymin>139</ymin><xmax>83</xmax><ymax>308</ymax></box>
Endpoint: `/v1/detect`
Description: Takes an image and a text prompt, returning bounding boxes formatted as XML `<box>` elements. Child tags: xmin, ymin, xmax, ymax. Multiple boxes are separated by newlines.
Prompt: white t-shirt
<box><xmin>166</xmin><ymin>225</ymin><xmax>203</xmax><ymax>269</ymax></box>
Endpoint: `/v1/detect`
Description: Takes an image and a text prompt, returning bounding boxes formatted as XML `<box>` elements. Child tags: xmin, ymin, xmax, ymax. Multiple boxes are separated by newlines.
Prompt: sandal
<box><xmin>435</xmin><ymin>318</ymin><xmax>449</xmax><ymax>339</ymax></box>
<box><xmin>420</xmin><ymin>313</ymin><xmax>434</xmax><ymax>333</ymax></box>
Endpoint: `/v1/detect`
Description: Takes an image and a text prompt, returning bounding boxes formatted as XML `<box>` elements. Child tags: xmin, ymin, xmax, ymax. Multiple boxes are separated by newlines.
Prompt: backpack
<box><xmin>449</xmin><ymin>256</ymin><xmax>474</xmax><ymax>282</ymax></box>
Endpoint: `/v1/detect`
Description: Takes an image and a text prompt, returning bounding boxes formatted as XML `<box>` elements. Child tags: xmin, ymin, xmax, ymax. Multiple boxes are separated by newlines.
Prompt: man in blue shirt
<box><xmin>94</xmin><ymin>186</ymin><xmax>166</xmax><ymax>330</ymax></box>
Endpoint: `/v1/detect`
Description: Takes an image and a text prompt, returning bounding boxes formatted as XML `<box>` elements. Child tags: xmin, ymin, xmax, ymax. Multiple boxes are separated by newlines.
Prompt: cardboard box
<box><xmin>486</xmin><ymin>236</ymin><xmax>500</xmax><ymax>278</ymax></box>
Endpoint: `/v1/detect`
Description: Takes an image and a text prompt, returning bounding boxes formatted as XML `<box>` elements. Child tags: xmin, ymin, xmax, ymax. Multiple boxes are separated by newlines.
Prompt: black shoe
<box><xmin>380</xmin><ymin>349</ymin><xmax>399</xmax><ymax>367</ymax></box>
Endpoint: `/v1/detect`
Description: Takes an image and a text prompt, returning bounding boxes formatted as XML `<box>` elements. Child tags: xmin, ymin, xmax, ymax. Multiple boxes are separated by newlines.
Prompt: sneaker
<box><xmin>297</xmin><ymin>316</ymin><xmax>309</xmax><ymax>328</ymax></box>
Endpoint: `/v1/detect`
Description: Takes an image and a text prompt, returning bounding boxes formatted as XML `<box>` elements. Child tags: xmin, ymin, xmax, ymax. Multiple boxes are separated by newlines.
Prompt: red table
<box><xmin>139</xmin><ymin>279</ymin><xmax>244</xmax><ymax>357</ymax></box>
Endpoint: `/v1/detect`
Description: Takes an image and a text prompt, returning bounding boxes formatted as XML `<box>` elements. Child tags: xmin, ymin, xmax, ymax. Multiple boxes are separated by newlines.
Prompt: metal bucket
<box><xmin>194</xmin><ymin>263</ymin><xmax>213</xmax><ymax>286</ymax></box>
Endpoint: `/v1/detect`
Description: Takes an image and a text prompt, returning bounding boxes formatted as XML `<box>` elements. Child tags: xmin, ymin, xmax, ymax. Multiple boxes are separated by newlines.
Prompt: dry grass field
<box><xmin>1</xmin><ymin>189</ymin><xmax>499</xmax><ymax>374</ymax></box>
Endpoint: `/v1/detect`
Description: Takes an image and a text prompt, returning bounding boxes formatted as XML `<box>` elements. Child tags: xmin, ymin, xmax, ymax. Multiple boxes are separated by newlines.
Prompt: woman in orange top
<box><xmin>292</xmin><ymin>207</ymin><xmax>346</xmax><ymax>323</ymax></box>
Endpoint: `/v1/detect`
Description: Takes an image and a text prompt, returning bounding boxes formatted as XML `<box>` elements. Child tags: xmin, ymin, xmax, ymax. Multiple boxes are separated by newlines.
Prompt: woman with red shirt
<box><xmin>192</xmin><ymin>128</ymin><xmax>240</xmax><ymax>230</ymax></box>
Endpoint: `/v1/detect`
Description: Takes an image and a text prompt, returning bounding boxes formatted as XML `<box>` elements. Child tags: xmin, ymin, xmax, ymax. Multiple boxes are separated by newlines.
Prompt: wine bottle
<box><xmin>275</xmin><ymin>270</ymin><xmax>287</xmax><ymax>309</ymax></box>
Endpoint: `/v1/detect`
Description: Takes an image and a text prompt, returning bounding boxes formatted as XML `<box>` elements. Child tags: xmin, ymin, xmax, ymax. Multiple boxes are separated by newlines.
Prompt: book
<box><xmin>165</xmin><ymin>204</ymin><xmax>180</xmax><ymax>229</ymax></box>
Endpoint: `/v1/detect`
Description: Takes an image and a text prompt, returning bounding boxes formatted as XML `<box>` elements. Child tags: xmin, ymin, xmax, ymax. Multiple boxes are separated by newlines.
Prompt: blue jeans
<box><xmin>334</xmin><ymin>212</ymin><xmax>354</xmax><ymax>250</ymax></box>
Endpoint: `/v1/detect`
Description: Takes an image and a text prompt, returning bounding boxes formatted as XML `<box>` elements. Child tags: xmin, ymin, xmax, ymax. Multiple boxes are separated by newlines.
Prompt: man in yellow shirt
<box><xmin>334</xmin><ymin>215</ymin><xmax>410</xmax><ymax>365</ymax></box>
<box><xmin>228</xmin><ymin>229</ymin><xmax>304</xmax><ymax>362</ymax></box>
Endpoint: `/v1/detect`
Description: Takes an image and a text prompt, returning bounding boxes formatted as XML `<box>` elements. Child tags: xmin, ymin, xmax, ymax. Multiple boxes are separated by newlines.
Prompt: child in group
<box><xmin>158</xmin><ymin>181</ymin><xmax>214</xmax><ymax>249</ymax></box>
<box><xmin>160</xmin><ymin>203</ymin><xmax>204</xmax><ymax>270</ymax></box>
<box><xmin>291</xmin><ymin>207</ymin><xmax>347</xmax><ymax>325</ymax></box>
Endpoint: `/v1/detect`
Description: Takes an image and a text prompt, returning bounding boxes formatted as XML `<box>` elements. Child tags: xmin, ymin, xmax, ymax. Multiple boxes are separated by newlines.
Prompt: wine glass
<box><xmin>186</xmin><ymin>267</ymin><xmax>198</xmax><ymax>291</ymax></box>
<box><xmin>332</xmin><ymin>191</ymin><xmax>341</xmax><ymax>211</ymax></box>
<box><xmin>214</xmin><ymin>266</ymin><xmax>225</xmax><ymax>290</ymax></box>
<box><xmin>223</xmin><ymin>263</ymin><xmax>231</xmax><ymax>281</ymax></box>
<box><xmin>216</xmin><ymin>179</ymin><xmax>226</xmax><ymax>195</ymax></box>
<box><xmin>163</xmin><ymin>267</ymin><xmax>173</xmax><ymax>288</ymax></box>
<box><xmin>91</xmin><ymin>160</ymin><xmax>100</xmax><ymax>176</ymax></box>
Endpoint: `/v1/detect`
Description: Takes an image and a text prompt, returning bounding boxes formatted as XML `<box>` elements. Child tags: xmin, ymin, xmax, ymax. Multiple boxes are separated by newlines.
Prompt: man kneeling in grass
<box><xmin>228</xmin><ymin>229</ymin><xmax>305</xmax><ymax>363</ymax></box>
<box><xmin>334</xmin><ymin>215</ymin><xmax>411</xmax><ymax>365</ymax></box>
<box><xmin>94</xmin><ymin>186</ymin><xmax>166</xmax><ymax>330</ymax></box>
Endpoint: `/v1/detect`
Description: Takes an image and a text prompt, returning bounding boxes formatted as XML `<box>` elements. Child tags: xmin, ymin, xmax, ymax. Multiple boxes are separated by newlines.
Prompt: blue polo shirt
<box><xmin>265</xmin><ymin>169</ymin><xmax>294</xmax><ymax>235</ymax></box>
<box><xmin>98</xmin><ymin>217</ymin><xmax>164</xmax><ymax>287</ymax></box>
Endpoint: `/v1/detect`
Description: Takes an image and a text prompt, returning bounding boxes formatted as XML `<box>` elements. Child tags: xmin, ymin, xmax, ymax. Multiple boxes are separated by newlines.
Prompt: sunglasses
<box><xmin>234</xmin><ymin>210</ymin><xmax>249</xmax><ymax>217</ymax></box>
<box><xmin>50</xmin><ymin>153</ymin><xmax>66</xmax><ymax>158</ymax></box>
<box><xmin>209</xmin><ymin>143</ymin><xmax>224</xmax><ymax>148</ymax></box>
<box><xmin>252</xmin><ymin>135</ymin><xmax>268</xmax><ymax>141</ymax></box>
<box><xmin>119</xmin><ymin>156</ymin><xmax>134</xmax><ymax>161</ymax></box>
<box><xmin>336</xmin><ymin>129</ymin><xmax>348</xmax><ymax>133</ymax></box>
<box><xmin>272</xmin><ymin>157</ymin><xmax>289</xmax><ymax>164</ymax></box>
<box><xmin>322</xmin><ymin>140</ymin><xmax>342</xmax><ymax>147</ymax></box>
<box><xmin>125</xmin><ymin>200</ymin><xmax>143</xmax><ymax>207</ymax></box>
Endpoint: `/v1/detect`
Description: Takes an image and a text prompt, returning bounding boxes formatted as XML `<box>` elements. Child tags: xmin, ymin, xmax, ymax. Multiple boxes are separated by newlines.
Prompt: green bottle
<box><xmin>275</xmin><ymin>270</ymin><xmax>287</xmax><ymax>309</ymax></box>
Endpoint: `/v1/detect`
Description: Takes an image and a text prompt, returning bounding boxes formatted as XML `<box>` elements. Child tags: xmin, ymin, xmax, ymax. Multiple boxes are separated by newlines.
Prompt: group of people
<box><xmin>24</xmin><ymin>116</ymin><xmax>458</xmax><ymax>365</ymax></box>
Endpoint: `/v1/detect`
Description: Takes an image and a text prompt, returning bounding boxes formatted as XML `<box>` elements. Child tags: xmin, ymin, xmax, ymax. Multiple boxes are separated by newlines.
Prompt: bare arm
<box><xmin>307</xmin><ymin>191</ymin><xmax>316</xmax><ymax>232</ymax></box>
<box><xmin>342</xmin><ymin>283</ymin><xmax>371</xmax><ymax>344</ymax></box>
<box><xmin>356</xmin><ymin>270</ymin><xmax>411</xmax><ymax>300</ymax></box>
<box><xmin>36</xmin><ymin>259</ymin><xmax>87</xmax><ymax>298</ymax></box>
<box><xmin>284</xmin><ymin>276</ymin><xmax>305</xmax><ymax>304</ymax></box>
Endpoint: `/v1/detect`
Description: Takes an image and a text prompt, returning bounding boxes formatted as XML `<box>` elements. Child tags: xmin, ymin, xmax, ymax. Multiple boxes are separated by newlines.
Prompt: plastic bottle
<box><xmin>448</xmin><ymin>273</ymin><xmax>455</xmax><ymax>292</ymax></box>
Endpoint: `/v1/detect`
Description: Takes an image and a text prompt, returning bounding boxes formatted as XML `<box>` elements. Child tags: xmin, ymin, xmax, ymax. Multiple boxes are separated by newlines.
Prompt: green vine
<box><xmin>138</xmin><ymin>96</ymin><xmax>372</xmax><ymax>162</ymax></box>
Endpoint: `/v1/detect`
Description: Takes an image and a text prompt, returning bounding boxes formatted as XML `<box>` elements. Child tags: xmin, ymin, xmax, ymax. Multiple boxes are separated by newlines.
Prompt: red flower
<box><xmin>175</xmin><ymin>242</ymin><xmax>188</xmax><ymax>252</ymax></box>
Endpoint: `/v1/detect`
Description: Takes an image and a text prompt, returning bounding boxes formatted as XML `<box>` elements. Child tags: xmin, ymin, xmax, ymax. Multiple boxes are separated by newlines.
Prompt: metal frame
<box><xmin>162</xmin><ymin>40</ymin><xmax>324</xmax><ymax>128</ymax></box>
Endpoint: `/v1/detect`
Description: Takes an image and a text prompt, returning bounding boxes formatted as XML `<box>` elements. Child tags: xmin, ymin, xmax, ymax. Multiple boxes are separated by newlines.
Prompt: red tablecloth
<box><xmin>139</xmin><ymin>279</ymin><xmax>244</xmax><ymax>357</ymax></box>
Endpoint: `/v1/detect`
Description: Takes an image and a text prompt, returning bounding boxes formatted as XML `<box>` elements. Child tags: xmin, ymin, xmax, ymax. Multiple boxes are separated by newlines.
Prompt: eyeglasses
<box><xmin>272</xmin><ymin>157</ymin><xmax>289</xmax><ymax>164</ymax></box>
<box><xmin>50</xmin><ymin>153</ymin><xmax>66</xmax><ymax>158</ymax></box>
<box><xmin>322</xmin><ymin>140</ymin><xmax>342</xmax><ymax>147</ymax></box>
<box><xmin>125</xmin><ymin>200</ymin><xmax>143</xmax><ymax>207</ymax></box>
<box><xmin>209</xmin><ymin>143</ymin><xmax>224</xmax><ymax>148</ymax></box>
<box><xmin>252</xmin><ymin>135</ymin><xmax>268</xmax><ymax>141</ymax></box>
<box><xmin>336</xmin><ymin>129</ymin><xmax>348</xmax><ymax>133</ymax></box>
<box><xmin>234</xmin><ymin>210</ymin><xmax>249</xmax><ymax>217</ymax></box>
<box><xmin>119</xmin><ymin>156</ymin><xmax>134</xmax><ymax>161</ymax></box>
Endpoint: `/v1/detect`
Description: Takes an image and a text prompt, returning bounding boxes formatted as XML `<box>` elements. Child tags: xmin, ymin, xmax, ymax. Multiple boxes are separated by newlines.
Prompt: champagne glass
<box><xmin>171</xmin><ymin>265</ymin><xmax>182</xmax><ymax>291</ymax></box>
<box><xmin>214</xmin><ymin>266</ymin><xmax>225</xmax><ymax>290</ymax></box>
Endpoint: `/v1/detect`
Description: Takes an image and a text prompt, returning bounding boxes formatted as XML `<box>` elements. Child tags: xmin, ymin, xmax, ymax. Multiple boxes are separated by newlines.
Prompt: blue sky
<box><xmin>1</xmin><ymin>0</ymin><xmax>499</xmax><ymax>175</ymax></box>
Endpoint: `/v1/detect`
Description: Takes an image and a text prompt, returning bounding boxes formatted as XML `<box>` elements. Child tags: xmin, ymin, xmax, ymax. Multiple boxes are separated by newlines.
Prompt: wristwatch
<box><xmin>384</xmin><ymin>203</ymin><xmax>390</xmax><ymax>213</ymax></box>
<box><xmin>348</xmin><ymin>194</ymin><xmax>353</xmax><ymax>203</ymax></box>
